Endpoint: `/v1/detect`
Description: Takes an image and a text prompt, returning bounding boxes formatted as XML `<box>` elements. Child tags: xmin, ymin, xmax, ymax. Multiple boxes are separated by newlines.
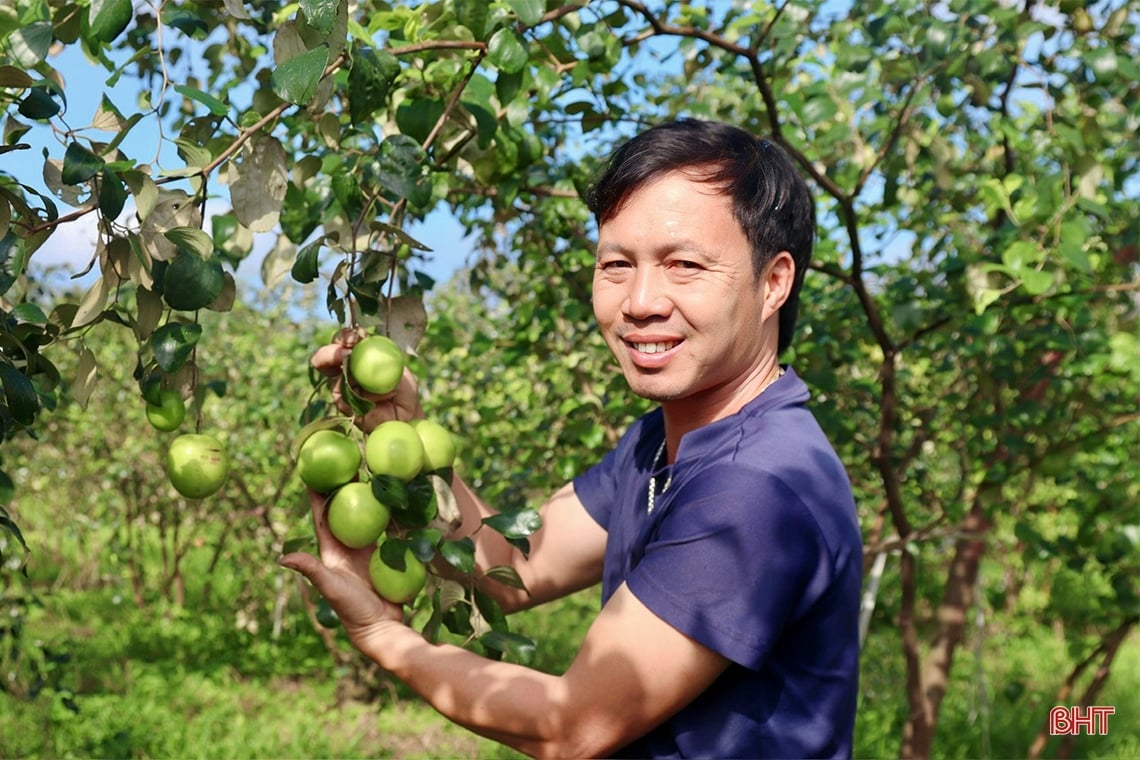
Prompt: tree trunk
<box><xmin>901</xmin><ymin>498</ymin><xmax>991</xmax><ymax>759</ymax></box>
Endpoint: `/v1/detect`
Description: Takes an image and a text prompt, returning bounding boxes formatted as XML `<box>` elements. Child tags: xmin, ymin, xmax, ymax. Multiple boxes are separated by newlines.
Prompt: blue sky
<box><xmin>7</xmin><ymin>39</ymin><xmax>478</xmax><ymax>293</ymax></box>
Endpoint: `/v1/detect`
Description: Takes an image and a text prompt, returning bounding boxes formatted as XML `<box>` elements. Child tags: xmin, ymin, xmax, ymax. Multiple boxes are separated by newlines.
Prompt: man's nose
<box><xmin>623</xmin><ymin>265</ymin><xmax>672</xmax><ymax>319</ymax></box>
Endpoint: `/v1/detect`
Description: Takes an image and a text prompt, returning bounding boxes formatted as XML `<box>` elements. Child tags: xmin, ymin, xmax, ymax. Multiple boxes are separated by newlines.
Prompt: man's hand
<box><xmin>279</xmin><ymin>489</ymin><xmax>405</xmax><ymax>647</ymax></box>
<box><xmin>310</xmin><ymin>329</ymin><xmax>423</xmax><ymax>433</ymax></box>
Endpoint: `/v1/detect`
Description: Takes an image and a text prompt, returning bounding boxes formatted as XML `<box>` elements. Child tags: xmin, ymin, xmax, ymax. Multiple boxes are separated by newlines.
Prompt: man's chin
<box><xmin>623</xmin><ymin>377</ymin><xmax>687</xmax><ymax>403</ymax></box>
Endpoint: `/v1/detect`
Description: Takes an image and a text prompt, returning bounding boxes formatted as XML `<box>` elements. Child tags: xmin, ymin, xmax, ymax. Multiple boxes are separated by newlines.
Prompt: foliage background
<box><xmin>2</xmin><ymin>0</ymin><xmax>1139</xmax><ymax>757</ymax></box>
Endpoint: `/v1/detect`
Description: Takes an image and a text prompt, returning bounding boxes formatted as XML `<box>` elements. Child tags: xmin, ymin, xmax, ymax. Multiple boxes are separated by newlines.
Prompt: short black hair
<box><xmin>585</xmin><ymin>119</ymin><xmax>815</xmax><ymax>355</ymax></box>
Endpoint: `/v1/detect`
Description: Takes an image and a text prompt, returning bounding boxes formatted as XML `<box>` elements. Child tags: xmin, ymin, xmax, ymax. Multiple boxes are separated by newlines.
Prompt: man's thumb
<box><xmin>278</xmin><ymin>552</ymin><xmax>325</xmax><ymax>582</ymax></box>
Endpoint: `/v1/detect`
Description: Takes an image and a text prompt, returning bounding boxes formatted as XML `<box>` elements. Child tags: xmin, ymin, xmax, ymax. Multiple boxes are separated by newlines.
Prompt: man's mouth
<box><xmin>630</xmin><ymin>340</ymin><xmax>680</xmax><ymax>354</ymax></box>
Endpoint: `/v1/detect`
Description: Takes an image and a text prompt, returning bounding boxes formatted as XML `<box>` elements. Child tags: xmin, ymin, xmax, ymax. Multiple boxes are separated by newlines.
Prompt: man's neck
<box><xmin>659</xmin><ymin>359</ymin><xmax>784</xmax><ymax>463</ymax></box>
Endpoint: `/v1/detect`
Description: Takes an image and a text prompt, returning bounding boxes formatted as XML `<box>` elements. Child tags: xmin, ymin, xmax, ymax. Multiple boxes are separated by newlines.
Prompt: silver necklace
<box><xmin>647</xmin><ymin>437</ymin><xmax>672</xmax><ymax>515</ymax></box>
<box><xmin>647</xmin><ymin>367</ymin><xmax>785</xmax><ymax>515</ymax></box>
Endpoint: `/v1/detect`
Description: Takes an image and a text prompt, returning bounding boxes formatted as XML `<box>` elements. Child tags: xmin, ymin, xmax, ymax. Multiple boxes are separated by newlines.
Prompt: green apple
<box><xmin>297</xmin><ymin>429</ymin><xmax>361</xmax><ymax>493</ymax></box>
<box><xmin>369</xmin><ymin>540</ymin><xmax>427</xmax><ymax>604</ymax></box>
<box><xmin>146</xmin><ymin>389</ymin><xmax>186</xmax><ymax>432</ymax></box>
<box><xmin>166</xmin><ymin>433</ymin><xmax>228</xmax><ymax>499</ymax></box>
<box><xmin>349</xmin><ymin>335</ymin><xmax>405</xmax><ymax>395</ymax></box>
<box><xmin>365</xmin><ymin>420</ymin><xmax>425</xmax><ymax>482</ymax></box>
<box><xmin>411</xmin><ymin>419</ymin><xmax>457</xmax><ymax>472</ymax></box>
<box><xmin>327</xmin><ymin>481</ymin><xmax>391</xmax><ymax>548</ymax></box>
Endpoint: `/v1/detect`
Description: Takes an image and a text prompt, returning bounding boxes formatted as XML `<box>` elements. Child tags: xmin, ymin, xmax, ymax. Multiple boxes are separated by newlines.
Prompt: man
<box><xmin>282</xmin><ymin>119</ymin><xmax>863</xmax><ymax>758</ymax></box>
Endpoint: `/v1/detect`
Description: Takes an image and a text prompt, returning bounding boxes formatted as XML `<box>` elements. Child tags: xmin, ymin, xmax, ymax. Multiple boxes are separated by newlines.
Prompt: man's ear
<box><xmin>762</xmin><ymin>251</ymin><xmax>796</xmax><ymax>319</ymax></box>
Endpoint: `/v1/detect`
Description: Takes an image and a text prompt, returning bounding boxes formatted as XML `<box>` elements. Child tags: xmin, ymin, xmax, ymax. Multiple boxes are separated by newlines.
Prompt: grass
<box><xmin>3</xmin><ymin>580</ymin><xmax>1138</xmax><ymax>759</ymax></box>
<box><xmin>3</xmin><ymin>668</ymin><xmax>490</xmax><ymax>759</ymax></box>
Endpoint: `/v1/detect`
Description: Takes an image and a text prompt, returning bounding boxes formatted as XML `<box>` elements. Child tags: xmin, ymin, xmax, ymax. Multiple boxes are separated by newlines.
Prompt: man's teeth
<box><xmin>633</xmin><ymin>341</ymin><xmax>677</xmax><ymax>354</ymax></box>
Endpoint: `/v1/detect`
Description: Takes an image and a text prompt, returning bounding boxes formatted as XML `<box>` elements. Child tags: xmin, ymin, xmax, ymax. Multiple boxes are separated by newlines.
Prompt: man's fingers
<box><xmin>309</xmin><ymin>488</ymin><xmax>329</xmax><ymax>524</ymax></box>
<box><xmin>278</xmin><ymin>551</ymin><xmax>327</xmax><ymax>585</ymax></box>
<box><xmin>311</xmin><ymin>343</ymin><xmax>348</xmax><ymax>376</ymax></box>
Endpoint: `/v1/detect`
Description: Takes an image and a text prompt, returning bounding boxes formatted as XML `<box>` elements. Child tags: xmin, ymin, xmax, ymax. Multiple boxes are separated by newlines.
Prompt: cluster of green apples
<box><xmin>145</xmin><ymin>387</ymin><xmax>229</xmax><ymax>500</ymax></box>
<box><xmin>296</xmin><ymin>335</ymin><xmax>457</xmax><ymax>606</ymax></box>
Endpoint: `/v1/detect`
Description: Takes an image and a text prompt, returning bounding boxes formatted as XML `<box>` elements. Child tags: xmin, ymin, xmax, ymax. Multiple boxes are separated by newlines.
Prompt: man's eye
<box><xmin>674</xmin><ymin>260</ymin><xmax>701</xmax><ymax>270</ymax></box>
<box><xmin>601</xmin><ymin>260</ymin><xmax>631</xmax><ymax>269</ymax></box>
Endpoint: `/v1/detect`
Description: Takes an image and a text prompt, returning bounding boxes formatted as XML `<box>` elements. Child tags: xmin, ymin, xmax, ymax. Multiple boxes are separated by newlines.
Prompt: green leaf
<box><xmin>89</xmin><ymin>0</ymin><xmax>133</xmax><ymax>44</ymax></box>
<box><xmin>229</xmin><ymin>135</ymin><xmax>287</xmax><ymax>233</ymax></box>
<box><xmin>0</xmin><ymin>231</ymin><xmax>28</xmax><ymax>297</ymax></box>
<box><xmin>300</xmin><ymin>0</ymin><xmax>339</xmax><ymax>35</ymax></box>
<box><xmin>330</xmin><ymin>171</ymin><xmax>363</xmax><ymax>218</ymax></box>
<box><xmin>370</xmin><ymin>474</ymin><xmax>409</xmax><ymax>512</ymax></box>
<box><xmin>463</xmin><ymin>101</ymin><xmax>498</xmax><ymax>149</ymax></box>
<box><xmin>483</xmin><ymin>564</ymin><xmax>528</xmax><ymax>591</ymax></box>
<box><xmin>164</xmin><ymin>226</ymin><xmax>215</xmax><ymax>258</ymax></box>
<box><xmin>0</xmin><ymin>472</ymin><xmax>16</xmax><ymax>506</ymax></box>
<box><xmin>0</xmin><ymin>503</ymin><xmax>30</xmax><ymax>571</ymax></box>
<box><xmin>280</xmin><ymin>534</ymin><xmax>316</xmax><ymax>554</ymax></box>
<box><xmin>439</xmin><ymin>537</ymin><xmax>476</xmax><ymax>574</ymax></box>
<box><xmin>1086</xmin><ymin>46</ymin><xmax>1118</xmax><ymax>85</ymax></box>
<box><xmin>0</xmin><ymin>362</ymin><xmax>40</xmax><ymax>426</ymax></box>
<box><xmin>18</xmin><ymin>88</ymin><xmax>60</xmax><ymax>120</ymax></box>
<box><xmin>422</xmin><ymin>588</ymin><xmax>446</xmax><ymax>643</ymax></box>
<box><xmin>487</xmin><ymin>28</ymin><xmax>529</xmax><ymax>74</ymax></box>
<box><xmin>482</xmin><ymin>508</ymin><xmax>542</xmax><ymax>539</ymax></box>
<box><xmin>392</xmin><ymin>473</ymin><xmax>437</xmax><ymax>528</ymax></box>
<box><xmin>315</xmin><ymin>597</ymin><xmax>340</xmax><ymax>628</ymax></box>
<box><xmin>1019</xmin><ymin>267</ymin><xmax>1053</xmax><ymax>296</ymax></box>
<box><xmin>1001</xmin><ymin>240</ymin><xmax>1039</xmax><ymax>269</ymax></box>
<box><xmin>454</xmin><ymin>0</ymin><xmax>489</xmax><ymax>38</ymax></box>
<box><xmin>347</xmin><ymin>270</ymin><xmax>382</xmax><ymax>316</ymax></box>
<box><xmin>443</xmin><ymin>600</ymin><xmax>475</xmax><ymax>636</ymax></box>
<box><xmin>163</xmin><ymin>252</ymin><xmax>225</xmax><ymax>311</ymax></box>
<box><xmin>271</xmin><ymin>44</ymin><xmax>330</xmax><ymax>106</ymax></box>
<box><xmin>61</xmin><ymin>142</ymin><xmax>105</xmax><ymax>185</ymax></box>
<box><xmin>161</xmin><ymin>6</ymin><xmax>209</xmax><ymax>38</ymax></box>
<box><xmin>290</xmin><ymin>238</ymin><xmax>322</xmax><ymax>284</ymax></box>
<box><xmin>378</xmin><ymin>537</ymin><xmax>410</xmax><ymax>571</ymax></box>
<box><xmin>9</xmin><ymin>23</ymin><xmax>52</xmax><ymax>67</ymax></box>
<box><xmin>98</xmin><ymin>169</ymin><xmax>128</xmax><ymax>219</ymax></box>
<box><xmin>474</xmin><ymin>590</ymin><xmax>509</xmax><ymax>632</ymax></box>
<box><xmin>348</xmin><ymin>47</ymin><xmax>400</xmax><ymax>125</ymax></box>
<box><xmin>280</xmin><ymin>183</ymin><xmax>320</xmax><ymax>244</ymax></box>
<box><xmin>10</xmin><ymin>302</ymin><xmax>48</xmax><ymax>324</ymax></box>
<box><xmin>376</xmin><ymin>134</ymin><xmax>430</xmax><ymax>207</ymax></box>
<box><xmin>801</xmin><ymin>94</ymin><xmax>838</xmax><ymax>125</ymax></box>
<box><xmin>508</xmin><ymin>0</ymin><xmax>545</xmax><ymax>27</ymax></box>
<box><xmin>0</xmin><ymin>65</ymin><xmax>35</xmax><ymax>88</ymax></box>
<box><xmin>406</xmin><ymin>528</ymin><xmax>442</xmax><ymax>563</ymax></box>
<box><xmin>149</xmin><ymin>322</ymin><xmax>203</xmax><ymax>373</ymax></box>
<box><xmin>395</xmin><ymin>99</ymin><xmax>445</xmax><ymax>145</ymax></box>
<box><xmin>478</xmin><ymin>630</ymin><xmax>536</xmax><ymax>665</ymax></box>
<box><xmin>173</xmin><ymin>84</ymin><xmax>228</xmax><ymax>116</ymax></box>
<box><xmin>368</xmin><ymin>221</ymin><xmax>431</xmax><ymax>252</ymax></box>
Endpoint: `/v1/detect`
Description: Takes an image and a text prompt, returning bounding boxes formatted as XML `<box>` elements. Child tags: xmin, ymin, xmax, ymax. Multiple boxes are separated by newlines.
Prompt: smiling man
<box><xmin>282</xmin><ymin>119</ymin><xmax>863</xmax><ymax>759</ymax></box>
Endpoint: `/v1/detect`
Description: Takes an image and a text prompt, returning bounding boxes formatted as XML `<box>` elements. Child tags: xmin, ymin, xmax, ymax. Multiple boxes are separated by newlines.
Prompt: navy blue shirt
<box><xmin>574</xmin><ymin>369</ymin><xmax>862</xmax><ymax>759</ymax></box>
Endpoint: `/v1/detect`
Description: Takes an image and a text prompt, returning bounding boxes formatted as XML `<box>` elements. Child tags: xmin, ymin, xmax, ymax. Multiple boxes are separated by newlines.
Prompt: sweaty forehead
<box><xmin>597</xmin><ymin>175</ymin><xmax>743</xmax><ymax>245</ymax></box>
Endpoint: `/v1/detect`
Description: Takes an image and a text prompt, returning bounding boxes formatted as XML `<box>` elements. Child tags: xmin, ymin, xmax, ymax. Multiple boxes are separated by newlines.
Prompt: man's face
<box><xmin>593</xmin><ymin>170</ymin><xmax>779</xmax><ymax>409</ymax></box>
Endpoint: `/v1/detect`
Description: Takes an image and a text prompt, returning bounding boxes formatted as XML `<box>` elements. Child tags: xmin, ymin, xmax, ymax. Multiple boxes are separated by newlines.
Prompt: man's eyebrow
<box><xmin>595</xmin><ymin>241</ymin><xmax>630</xmax><ymax>255</ymax></box>
<box><xmin>596</xmin><ymin>239</ymin><xmax>711</xmax><ymax>256</ymax></box>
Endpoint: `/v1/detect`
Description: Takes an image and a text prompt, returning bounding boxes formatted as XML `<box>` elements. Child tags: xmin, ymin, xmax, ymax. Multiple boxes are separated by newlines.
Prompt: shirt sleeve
<box><xmin>625</xmin><ymin>463</ymin><xmax>835</xmax><ymax>670</ymax></box>
<box><xmin>573</xmin><ymin>446</ymin><xmax>620</xmax><ymax>531</ymax></box>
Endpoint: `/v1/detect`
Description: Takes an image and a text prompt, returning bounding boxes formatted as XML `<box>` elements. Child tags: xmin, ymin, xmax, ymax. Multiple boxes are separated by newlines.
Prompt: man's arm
<box><xmin>355</xmin><ymin>582</ymin><xmax>729</xmax><ymax>759</ymax></box>
<box><xmin>282</xmin><ymin>485</ymin><xmax>729</xmax><ymax>759</ymax></box>
<box><xmin>445</xmin><ymin>479</ymin><xmax>607</xmax><ymax>613</ymax></box>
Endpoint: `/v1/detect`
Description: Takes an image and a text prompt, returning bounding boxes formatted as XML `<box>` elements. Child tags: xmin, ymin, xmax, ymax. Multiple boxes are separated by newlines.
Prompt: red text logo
<box><xmin>1049</xmin><ymin>706</ymin><xmax>1115</xmax><ymax>736</ymax></box>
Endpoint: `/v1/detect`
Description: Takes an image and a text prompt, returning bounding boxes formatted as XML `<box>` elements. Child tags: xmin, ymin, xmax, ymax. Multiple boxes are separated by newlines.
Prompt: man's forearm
<box><xmin>357</xmin><ymin>621</ymin><xmax>585</xmax><ymax>758</ymax></box>
<box><xmin>442</xmin><ymin>475</ymin><xmax>536</xmax><ymax>613</ymax></box>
